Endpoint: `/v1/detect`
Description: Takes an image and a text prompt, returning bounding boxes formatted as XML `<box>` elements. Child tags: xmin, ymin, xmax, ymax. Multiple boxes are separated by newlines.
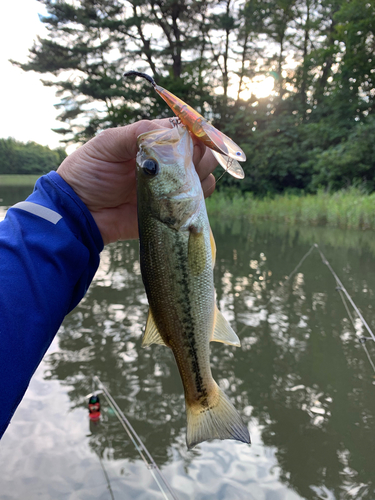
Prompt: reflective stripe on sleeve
<box><xmin>12</xmin><ymin>201</ymin><xmax>62</xmax><ymax>225</ymax></box>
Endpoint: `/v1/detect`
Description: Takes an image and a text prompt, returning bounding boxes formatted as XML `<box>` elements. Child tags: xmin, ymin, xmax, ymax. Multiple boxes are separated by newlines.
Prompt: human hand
<box><xmin>57</xmin><ymin>119</ymin><xmax>217</xmax><ymax>245</ymax></box>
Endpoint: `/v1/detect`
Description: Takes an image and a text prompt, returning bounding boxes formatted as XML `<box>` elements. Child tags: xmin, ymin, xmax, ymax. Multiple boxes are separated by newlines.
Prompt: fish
<box><xmin>125</xmin><ymin>70</ymin><xmax>246</xmax><ymax>179</ymax></box>
<box><xmin>136</xmin><ymin>124</ymin><xmax>250</xmax><ymax>449</ymax></box>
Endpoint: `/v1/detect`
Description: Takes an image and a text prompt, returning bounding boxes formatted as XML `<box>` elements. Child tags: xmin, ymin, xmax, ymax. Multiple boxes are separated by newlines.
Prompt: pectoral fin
<box><xmin>211</xmin><ymin>306</ymin><xmax>240</xmax><ymax>347</ymax></box>
<box><xmin>142</xmin><ymin>308</ymin><xmax>167</xmax><ymax>347</ymax></box>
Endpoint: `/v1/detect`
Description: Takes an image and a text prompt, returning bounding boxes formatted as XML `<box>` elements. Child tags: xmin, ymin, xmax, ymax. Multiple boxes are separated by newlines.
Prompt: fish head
<box><xmin>136</xmin><ymin>126</ymin><xmax>202</xmax><ymax>230</ymax></box>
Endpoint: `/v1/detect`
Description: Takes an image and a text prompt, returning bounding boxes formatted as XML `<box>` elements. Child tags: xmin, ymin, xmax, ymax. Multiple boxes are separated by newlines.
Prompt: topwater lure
<box><xmin>124</xmin><ymin>71</ymin><xmax>246</xmax><ymax>179</ymax></box>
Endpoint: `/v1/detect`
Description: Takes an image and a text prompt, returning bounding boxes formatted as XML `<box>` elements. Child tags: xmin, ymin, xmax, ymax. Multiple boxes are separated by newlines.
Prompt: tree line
<box><xmin>0</xmin><ymin>138</ymin><xmax>66</xmax><ymax>175</ymax></box>
<box><xmin>15</xmin><ymin>0</ymin><xmax>375</xmax><ymax>194</ymax></box>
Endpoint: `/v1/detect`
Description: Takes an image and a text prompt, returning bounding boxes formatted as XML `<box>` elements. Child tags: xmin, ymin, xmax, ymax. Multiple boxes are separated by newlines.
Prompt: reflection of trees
<box><xmin>0</xmin><ymin>185</ymin><xmax>35</xmax><ymax>206</ymax></box>
<box><xmin>45</xmin><ymin>241</ymin><xmax>187</xmax><ymax>466</ymax></box>
<box><xmin>212</xmin><ymin>220</ymin><xmax>375</xmax><ymax>500</ymax></box>
<box><xmin>46</xmin><ymin>224</ymin><xmax>375</xmax><ymax>498</ymax></box>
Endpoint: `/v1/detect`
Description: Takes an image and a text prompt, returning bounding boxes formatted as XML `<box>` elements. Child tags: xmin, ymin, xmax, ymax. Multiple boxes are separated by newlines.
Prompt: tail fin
<box><xmin>186</xmin><ymin>385</ymin><xmax>250</xmax><ymax>449</ymax></box>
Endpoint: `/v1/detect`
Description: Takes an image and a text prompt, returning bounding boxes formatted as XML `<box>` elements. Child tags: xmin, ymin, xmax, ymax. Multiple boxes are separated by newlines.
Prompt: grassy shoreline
<box><xmin>1</xmin><ymin>176</ymin><xmax>374</xmax><ymax>231</ymax></box>
<box><xmin>0</xmin><ymin>174</ymin><xmax>40</xmax><ymax>186</ymax></box>
<box><xmin>206</xmin><ymin>189</ymin><xmax>375</xmax><ymax>231</ymax></box>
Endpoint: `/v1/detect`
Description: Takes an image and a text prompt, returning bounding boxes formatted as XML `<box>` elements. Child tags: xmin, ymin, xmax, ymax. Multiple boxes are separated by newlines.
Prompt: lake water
<box><xmin>1</xmin><ymin>181</ymin><xmax>375</xmax><ymax>499</ymax></box>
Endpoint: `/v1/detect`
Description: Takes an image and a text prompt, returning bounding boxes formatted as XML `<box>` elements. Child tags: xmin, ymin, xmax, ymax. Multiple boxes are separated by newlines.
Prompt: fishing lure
<box><xmin>124</xmin><ymin>71</ymin><xmax>246</xmax><ymax>179</ymax></box>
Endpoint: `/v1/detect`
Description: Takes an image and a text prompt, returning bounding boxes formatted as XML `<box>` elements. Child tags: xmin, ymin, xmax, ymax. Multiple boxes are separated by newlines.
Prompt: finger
<box><xmin>90</xmin><ymin>203</ymin><xmax>139</xmax><ymax>245</ymax></box>
<box><xmin>192</xmin><ymin>137</ymin><xmax>206</xmax><ymax>168</ymax></box>
<box><xmin>193</xmin><ymin>143</ymin><xmax>218</xmax><ymax>181</ymax></box>
<box><xmin>201</xmin><ymin>174</ymin><xmax>216</xmax><ymax>198</ymax></box>
<box><xmin>84</xmin><ymin>118</ymin><xmax>173</xmax><ymax>162</ymax></box>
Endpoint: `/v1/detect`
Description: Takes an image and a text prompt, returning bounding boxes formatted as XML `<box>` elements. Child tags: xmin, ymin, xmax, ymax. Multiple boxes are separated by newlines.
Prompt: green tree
<box><xmin>14</xmin><ymin>0</ymin><xmax>215</xmax><ymax>142</ymax></box>
<box><xmin>311</xmin><ymin>116</ymin><xmax>375</xmax><ymax>192</ymax></box>
<box><xmin>0</xmin><ymin>138</ymin><xmax>66</xmax><ymax>175</ymax></box>
<box><xmin>15</xmin><ymin>0</ymin><xmax>375</xmax><ymax>194</ymax></box>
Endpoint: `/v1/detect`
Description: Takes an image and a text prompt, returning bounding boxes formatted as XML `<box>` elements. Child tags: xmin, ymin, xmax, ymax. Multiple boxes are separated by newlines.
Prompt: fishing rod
<box><xmin>314</xmin><ymin>244</ymin><xmax>375</xmax><ymax>343</ymax></box>
<box><xmin>92</xmin><ymin>375</ymin><xmax>179</xmax><ymax>500</ymax></box>
<box><xmin>269</xmin><ymin>242</ymin><xmax>375</xmax><ymax>344</ymax></box>
<box><xmin>336</xmin><ymin>284</ymin><xmax>375</xmax><ymax>373</ymax></box>
<box><xmin>97</xmin><ymin>453</ymin><xmax>116</xmax><ymax>500</ymax></box>
<box><xmin>274</xmin><ymin>243</ymin><xmax>375</xmax><ymax>370</ymax></box>
<box><xmin>236</xmin><ymin>243</ymin><xmax>317</xmax><ymax>338</ymax></box>
<box><xmin>238</xmin><ymin>242</ymin><xmax>375</xmax><ymax>371</ymax></box>
<box><xmin>312</xmin><ymin>244</ymin><xmax>375</xmax><ymax>374</ymax></box>
<box><xmin>266</xmin><ymin>243</ymin><xmax>317</xmax><ymax>308</ymax></box>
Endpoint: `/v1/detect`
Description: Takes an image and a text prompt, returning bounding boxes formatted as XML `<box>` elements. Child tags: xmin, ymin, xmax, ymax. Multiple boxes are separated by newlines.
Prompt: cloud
<box><xmin>0</xmin><ymin>0</ymin><xmax>62</xmax><ymax>149</ymax></box>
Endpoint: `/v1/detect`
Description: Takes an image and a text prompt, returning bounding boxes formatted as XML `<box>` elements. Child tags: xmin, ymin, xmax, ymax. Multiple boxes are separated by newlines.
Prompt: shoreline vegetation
<box><xmin>0</xmin><ymin>175</ymin><xmax>41</xmax><ymax>186</ymax></box>
<box><xmin>1</xmin><ymin>175</ymin><xmax>374</xmax><ymax>232</ymax></box>
<box><xmin>0</xmin><ymin>138</ymin><xmax>65</xmax><ymax>177</ymax></box>
<box><xmin>206</xmin><ymin>189</ymin><xmax>375</xmax><ymax>231</ymax></box>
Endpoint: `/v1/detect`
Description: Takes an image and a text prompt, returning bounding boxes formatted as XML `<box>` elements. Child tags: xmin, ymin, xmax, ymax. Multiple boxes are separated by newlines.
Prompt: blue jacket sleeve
<box><xmin>0</xmin><ymin>171</ymin><xmax>103</xmax><ymax>437</ymax></box>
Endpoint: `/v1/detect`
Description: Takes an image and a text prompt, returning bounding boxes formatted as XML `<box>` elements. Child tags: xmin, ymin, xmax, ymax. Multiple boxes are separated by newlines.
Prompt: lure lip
<box><xmin>211</xmin><ymin>151</ymin><xmax>245</xmax><ymax>179</ymax></box>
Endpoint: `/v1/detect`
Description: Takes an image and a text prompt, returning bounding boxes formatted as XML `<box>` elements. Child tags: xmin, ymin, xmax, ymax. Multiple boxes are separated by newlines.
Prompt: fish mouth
<box><xmin>137</xmin><ymin>128</ymin><xmax>189</xmax><ymax>174</ymax></box>
<box><xmin>137</xmin><ymin>126</ymin><xmax>184</xmax><ymax>149</ymax></box>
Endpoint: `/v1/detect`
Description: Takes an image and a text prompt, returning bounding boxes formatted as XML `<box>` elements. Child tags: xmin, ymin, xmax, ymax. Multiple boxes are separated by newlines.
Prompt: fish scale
<box><xmin>142</xmin><ymin>221</ymin><xmax>214</xmax><ymax>403</ymax></box>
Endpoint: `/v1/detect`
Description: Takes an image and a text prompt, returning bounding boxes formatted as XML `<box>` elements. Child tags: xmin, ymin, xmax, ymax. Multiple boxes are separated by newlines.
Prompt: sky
<box><xmin>0</xmin><ymin>1</ymin><xmax>62</xmax><ymax>149</ymax></box>
<box><xmin>0</xmin><ymin>1</ymin><xmax>276</xmax><ymax>152</ymax></box>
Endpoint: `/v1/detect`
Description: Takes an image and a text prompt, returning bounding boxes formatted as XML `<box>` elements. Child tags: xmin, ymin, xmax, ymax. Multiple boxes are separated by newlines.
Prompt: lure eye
<box><xmin>142</xmin><ymin>159</ymin><xmax>159</xmax><ymax>176</ymax></box>
<box><xmin>236</xmin><ymin>151</ymin><xmax>242</xmax><ymax>156</ymax></box>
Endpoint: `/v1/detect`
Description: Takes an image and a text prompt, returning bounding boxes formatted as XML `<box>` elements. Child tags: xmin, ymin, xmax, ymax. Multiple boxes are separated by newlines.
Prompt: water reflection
<box><xmin>3</xmin><ymin>175</ymin><xmax>374</xmax><ymax>499</ymax></box>
<box><xmin>40</xmin><ymin>217</ymin><xmax>375</xmax><ymax>499</ymax></box>
<box><xmin>0</xmin><ymin>185</ymin><xmax>35</xmax><ymax>221</ymax></box>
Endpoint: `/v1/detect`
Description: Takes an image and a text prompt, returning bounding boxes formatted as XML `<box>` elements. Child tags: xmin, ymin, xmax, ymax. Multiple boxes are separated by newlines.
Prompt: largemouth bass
<box><xmin>136</xmin><ymin>125</ymin><xmax>250</xmax><ymax>449</ymax></box>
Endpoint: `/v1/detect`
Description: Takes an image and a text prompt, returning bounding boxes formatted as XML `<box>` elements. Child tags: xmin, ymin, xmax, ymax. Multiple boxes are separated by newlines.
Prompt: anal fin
<box><xmin>211</xmin><ymin>306</ymin><xmax>240</xmax><ymax>347</ymax></box>
<box><xmin>142</xmin><ymin>308</ymin><xmax>167</xmax><ymax>347</ymax></box>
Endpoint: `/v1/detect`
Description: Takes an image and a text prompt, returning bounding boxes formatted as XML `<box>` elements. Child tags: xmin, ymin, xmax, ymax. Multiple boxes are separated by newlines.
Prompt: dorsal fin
<box><xmin>210</xmin><ymin>226</ymin><xmax>216</xmax><ymax>269</ymax></box>
<box><xmin>211</xmin><ymin>306</ymin><xmax>240</xmax><ymax>347</ymax></box>
<box><xmin>142</xmin><ymin>308</ymin><xmax>167</xmax><ymax>347</ymax></box>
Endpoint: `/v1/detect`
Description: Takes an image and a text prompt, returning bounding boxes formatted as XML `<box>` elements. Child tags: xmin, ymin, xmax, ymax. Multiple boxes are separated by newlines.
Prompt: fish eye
<box><xmin>142</xmin><ymin>159</ymin><xmax>159</xmax><ymax>176</ymax></box>
<box><xmin>236</xmin><ymin>151</ymin><xmax>242</xmax><ymax>156</ymax></box>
